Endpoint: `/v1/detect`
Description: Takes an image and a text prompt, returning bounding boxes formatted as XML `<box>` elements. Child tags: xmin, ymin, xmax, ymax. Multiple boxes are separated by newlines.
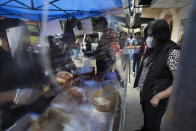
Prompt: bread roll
<box><xmin>26</xmin><ymin>107</ymin><xmax>69</xmax><ymax>131</ymax></box>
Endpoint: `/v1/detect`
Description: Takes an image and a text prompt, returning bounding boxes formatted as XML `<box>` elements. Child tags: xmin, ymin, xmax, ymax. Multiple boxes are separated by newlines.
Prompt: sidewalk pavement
<box><xmin>124</xmin><ymin>75</ymin><xmax>143</xmax><ymax>131</ymax></box>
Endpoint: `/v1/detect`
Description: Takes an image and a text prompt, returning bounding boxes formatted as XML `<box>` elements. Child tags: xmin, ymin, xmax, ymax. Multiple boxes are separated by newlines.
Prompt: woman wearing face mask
<box><xmin>133</xmin><ymin>19</ymin><xmax>180</xmax><ymax>131</ymax></box>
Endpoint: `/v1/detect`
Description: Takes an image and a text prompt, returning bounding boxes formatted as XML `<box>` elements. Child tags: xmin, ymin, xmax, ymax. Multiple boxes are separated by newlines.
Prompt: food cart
<box><xmin>4</xmin><ymin>29</ymin><xmax>129</xmax><ymax>131</ymax></box>
<box><xmin>0</xmin><ymin>0</ymin><xmax>130</xmax><ymax>131</ymax></box>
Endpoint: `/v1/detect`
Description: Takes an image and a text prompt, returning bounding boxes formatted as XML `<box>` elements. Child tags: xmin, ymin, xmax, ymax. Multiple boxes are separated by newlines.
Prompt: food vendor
<box><xmin>95</xmin><ymin>17</ymin><xmax>119</xmax><ymax>79</ymax></box>
<box><xmin>0</xmin><ymin>18</ymin><xmax>45</xmax><ymax>130</ymax></box>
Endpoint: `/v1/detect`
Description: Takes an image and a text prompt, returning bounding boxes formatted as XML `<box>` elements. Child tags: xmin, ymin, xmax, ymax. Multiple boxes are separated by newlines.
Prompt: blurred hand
<box><xmin>14</xmin><ymin>88</ymin><xmax>43</xmax><ymax>105</ymax></box>
<box><xmin>150</xmin><ymin>95</ymin><xmax>160</xmax><ymax>107</ymax></box>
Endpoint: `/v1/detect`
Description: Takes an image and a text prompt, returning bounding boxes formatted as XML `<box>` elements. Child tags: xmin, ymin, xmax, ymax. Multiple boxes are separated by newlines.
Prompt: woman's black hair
<box><xmin>151</xmin><ymin>19</ymin><xmax>171</xmax><ymax>44</ymax></box>
<box><xmin>144</xmin><ymin>24</ymin><xmax>151</xmax><ymax>40</ymax></box>
<box><xmin>144</xmin><ymin>19</ymin><xmax>171</xmax><ymax>64</ymax></box>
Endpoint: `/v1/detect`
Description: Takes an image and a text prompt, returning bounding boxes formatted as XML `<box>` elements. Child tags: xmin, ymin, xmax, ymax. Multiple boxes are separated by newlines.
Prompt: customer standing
<box><xmin>126</xmin><ymin>32</ymin><xmax>141</xmax><ymax>76</ymax></box>
<box><xmin>124</xmin><ymin>34</ymin><xmax>133</xmax><ymax>61</ymax></box>
<box><xmin>133</xmin><ymin>19</ymin><xmax>180</xmax><ymax>131</ymax></box>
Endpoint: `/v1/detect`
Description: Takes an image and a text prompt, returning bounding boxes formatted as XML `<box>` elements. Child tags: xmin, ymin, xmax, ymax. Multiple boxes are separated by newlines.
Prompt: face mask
<box><xmin>146</xmin><ymin>36</ymin><xmax>154</xmax><ymax>48</ymax></box>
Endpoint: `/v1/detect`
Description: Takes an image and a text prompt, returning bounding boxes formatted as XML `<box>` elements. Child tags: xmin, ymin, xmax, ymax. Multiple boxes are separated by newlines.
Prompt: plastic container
<box><xmin>86</xmin><ymin>80</ymin><xmax>119</xmax><ymax>112</ymax></box>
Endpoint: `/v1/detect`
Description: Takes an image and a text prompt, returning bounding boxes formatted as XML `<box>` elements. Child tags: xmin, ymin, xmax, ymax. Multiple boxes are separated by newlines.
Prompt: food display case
<box><xmin>5</xmin><ymin>53</ymin><xmax>129</xmax><ymax>131</ymax></box>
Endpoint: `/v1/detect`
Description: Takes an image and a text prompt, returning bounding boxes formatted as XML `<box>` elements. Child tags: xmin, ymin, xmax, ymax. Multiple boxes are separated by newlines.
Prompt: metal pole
<box><xmin>128</xmin><ymin>58</ymin><xmax>130</xmax><ymax>83</ymax></box>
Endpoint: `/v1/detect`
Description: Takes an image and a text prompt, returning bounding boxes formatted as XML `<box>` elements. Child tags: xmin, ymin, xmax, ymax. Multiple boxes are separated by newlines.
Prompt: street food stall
<box><xmin>0</xmin><ymin>0</ymin><xmax>130</xmax><ymax>131</ymax></box>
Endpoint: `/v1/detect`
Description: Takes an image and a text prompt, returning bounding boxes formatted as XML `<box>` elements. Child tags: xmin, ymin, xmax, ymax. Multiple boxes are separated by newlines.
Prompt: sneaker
<box><xmin>132</xmin><ymin>72</ymin><xmax>135</xmax><ymax>77</ymax></box>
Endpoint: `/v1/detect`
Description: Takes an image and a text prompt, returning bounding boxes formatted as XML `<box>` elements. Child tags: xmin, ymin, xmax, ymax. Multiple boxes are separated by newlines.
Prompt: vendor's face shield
<box><xmin>6</xmin><ymin>26</ymin><xmax>30</xmax><ymax>58</ymax></box>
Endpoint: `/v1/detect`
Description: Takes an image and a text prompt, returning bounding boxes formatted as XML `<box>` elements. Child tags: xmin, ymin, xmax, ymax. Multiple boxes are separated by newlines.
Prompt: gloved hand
<box><xmin>14</xmin><ymin>88</ymin><xmax>43</xmax><ymax>105</ymax></box>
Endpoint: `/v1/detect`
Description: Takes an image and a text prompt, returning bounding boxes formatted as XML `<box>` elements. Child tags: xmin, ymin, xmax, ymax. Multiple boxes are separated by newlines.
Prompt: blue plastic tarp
<box><xmin>0</xmin><ymin>0</ymin><xmax>123</xmax><ymax>21</ymax></box>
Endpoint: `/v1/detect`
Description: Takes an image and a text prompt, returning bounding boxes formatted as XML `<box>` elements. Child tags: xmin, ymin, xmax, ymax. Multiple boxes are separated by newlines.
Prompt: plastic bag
<box><xmin>78</xmin><ymin>60</ymin><xmax>93</xmax><ymax>74</ymax></box>
<box><xmin>105</xmin><ymin>70</ymin><xmax>121</xmax><ymax>81</ymax></box>
<box><xmin>86</xmin><ymin>80</ymin><xmax>119</xmax><ymax>112</ymax></box>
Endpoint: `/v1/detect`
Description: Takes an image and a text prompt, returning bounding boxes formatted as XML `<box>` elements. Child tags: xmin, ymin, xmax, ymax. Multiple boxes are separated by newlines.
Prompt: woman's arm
<box><xmin>151</xmin><ymin>49</ymin><xmax>180</xmax><ymax>107</ymax></box>
<box><xmin>0</xmin><ymin>90</ymin><xmax>16</xmax><ymax>105</ymax></box>
<box><xmin>150</xmin><ymin>70</ymin><xmax>176</xmax><ymax>107</ymax></box>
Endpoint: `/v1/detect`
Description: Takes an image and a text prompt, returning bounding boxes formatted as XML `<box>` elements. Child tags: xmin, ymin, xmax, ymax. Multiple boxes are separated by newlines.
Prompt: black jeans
<box><xmin>140</xmin><ymin>98</ymin><xmax>168</xmax><ymax>131</ymax></box>
<box><xmin>132</xmin><ymin>53</ymin><xmax>140</xmax><ymax>73</ymax></box>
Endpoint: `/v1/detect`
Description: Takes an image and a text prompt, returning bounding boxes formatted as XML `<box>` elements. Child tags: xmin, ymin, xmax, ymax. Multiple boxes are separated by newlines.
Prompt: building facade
<box><xmin>131</xmin><ymin>0</ymin><xmax>190</xmax><ymax>43</ymax></box>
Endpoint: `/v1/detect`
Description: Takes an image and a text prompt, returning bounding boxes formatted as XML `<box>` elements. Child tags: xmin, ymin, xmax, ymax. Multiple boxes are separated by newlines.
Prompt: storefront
<box><xmin>140</xmin><ymin>0</ymin><xmax>190</xmax><ymax>43</ymax></box>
